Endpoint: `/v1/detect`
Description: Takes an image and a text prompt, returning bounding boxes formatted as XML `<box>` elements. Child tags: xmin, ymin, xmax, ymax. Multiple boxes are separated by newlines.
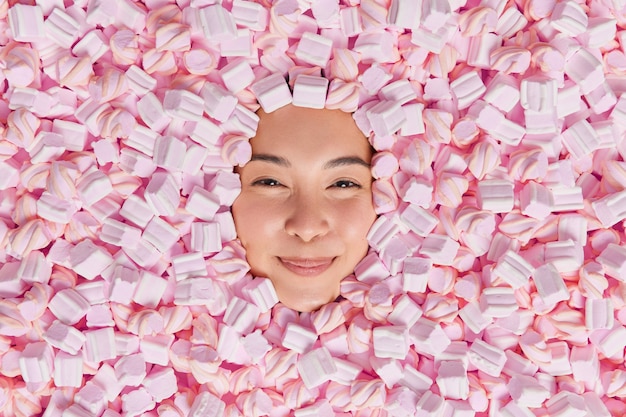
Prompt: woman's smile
<box><xmin>278</xmin><ymin>257</ymin><xmax>336</xmax><ymax>277</ymax></box>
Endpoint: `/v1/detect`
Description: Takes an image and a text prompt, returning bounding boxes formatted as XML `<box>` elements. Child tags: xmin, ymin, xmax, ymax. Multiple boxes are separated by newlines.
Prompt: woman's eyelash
<box><xmin>252</xmin><ymin>178</ymin><xmax>282</xmax><ymax>187</ymax></box>
<box><xmin>332</xmin><ymin>180</ymin><xmax>361</xmax><ymax>189</ymax></box>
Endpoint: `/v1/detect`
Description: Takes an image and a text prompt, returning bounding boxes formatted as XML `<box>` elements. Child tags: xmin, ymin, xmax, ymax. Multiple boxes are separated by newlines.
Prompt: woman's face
<box><xmin>232</xmin><ymin>104</ymin><xmax>377</xmax><ymax>312</ymax></box>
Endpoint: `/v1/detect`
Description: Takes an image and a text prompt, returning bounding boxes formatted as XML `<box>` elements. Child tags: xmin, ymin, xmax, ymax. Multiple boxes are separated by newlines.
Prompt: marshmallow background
<box><xmin>1</xmin><ymin>0</ymin><xmax>626</xmax><ymax>416</ymax></box>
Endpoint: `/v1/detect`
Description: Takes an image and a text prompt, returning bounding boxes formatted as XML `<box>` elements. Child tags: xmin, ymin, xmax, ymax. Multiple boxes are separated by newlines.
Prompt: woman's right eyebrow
<box><xmin>249</xmin><ymin>154</ymin><xmax>291</xmax><ymax>167</ymax></box>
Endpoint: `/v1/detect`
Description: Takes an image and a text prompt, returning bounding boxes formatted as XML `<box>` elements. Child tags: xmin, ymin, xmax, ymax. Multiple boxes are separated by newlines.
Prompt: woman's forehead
<box><xmin>251</xmin><ymin>104</ymin><xmax>370</xmax><ymax>154</ymax></box>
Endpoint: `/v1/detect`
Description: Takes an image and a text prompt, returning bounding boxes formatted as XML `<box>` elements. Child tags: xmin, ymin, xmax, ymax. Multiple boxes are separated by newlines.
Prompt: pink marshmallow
<box><xmin>171</xmin><ymin>252</ymin><xmax>207</xmax><ymax>281</ymax></box>
<box><xmin>468</xmin><ymin>339</ymin><xmax>506</xmax><ymax>377</ymax></box>
<box><xmin>436</xmin><ymin>361</ymin><xmax>469</xmax><ymax>400</ymax></box>
<box><xmin>144</xmin><ymin>171</ymin><xmax>181</xmax><ymax>216</ymax></box>
<box><xmin>564</xmin><ymin>48</ymin><xmax>604</xmax><ymax>95</ymax></box>
<box><xmin>142</xmin><ymin>367</ymin><xmax>177</xmax><ymax>402</ymax></box>
<box><xmin>597</xmin><ymin>243</ymin><xmax>626</xmax><ymax>281</ymax></box>
<box><xmin>224</xmin><ymin>296</ymin><xmax>261</xmax><ymax>335</ymax></box>
<box><xmin>231</xmin><ymin>0</ymin><xmax>269</xmax><ymax>31</ymax></box>
<box><xmin>477</xmin><ymin>179</ymin><xmax>514</xmax><ymax>213</ymax></box>
<box><xmin>77</xmin><ymin>169</ymin><xmax>113</xmax><ymax>206</ymax></box>
<box><xmin>162</xmin><ymin>89</ymin><xmax>204</xmax><ymax>122</ymax></box>
<box><xmin>292</xmin><ymin>75</ymin><xmax>329</xmax><ymax>109</ymax></box>
<box><xmin>479</xmin><ymin>287</ymin><xmax>518</xmax><ymax>318</ymax></box>
<box><xmin>402</xmin><ymin>256</ymin><xmax>432</xmax><ymax>294</ymax></box>
<box><xmin>409</xmin><ymin>317</ymin><xmax>451</xmax><ymax>357</ymax></box>
<box><xmin>69</xmin><ymin>238</ymin><xmax>114</xmax><ymax>280</ymax></box>
<box><xmin>19</xmin><ymin>342</ymin><xmax>54</xmax><ymax>384</ymax></box>
<box><xmin>492</xmin><ymin>250</ymin><xmax>534</xmax><ymax>289</ymax></box>
<box><xmin>592</xmin><ymin>189</ymin><xmax>626</xmax><ymax>227</ymax></box>
<box><xmin>295</xmin><ymin>32</ymin><xmax>333</xmax><ymax>67</ymax></box>
<box><xmin>242</xmin><ymin>277</ymin><xmax>279</xmax><ymax>313</ymax></box>
<box><xmin>8</xmin><ymin>4</ymin><xmax>46</xmax><ymax>43</ymax></box>
<box><xmin>550</xmin><ymin>0</ymin><xmax>588</xmax><ymax>36</ymax></box>
<box><xmin>297</xmin><ymin>347</ymin><xmax>338</xmax><ymax>389</ymax></box>
<box><xmin>450</xmin><ymin>71</ymin><xmax>486</xmax><ymax>110</ymax></box>
<box><xmin>84</xmin><ymin>327</ymin><xmax>117</xmax><ymax>363</ymax></box>
<box><xmin>418</xmin><ymin>234</ymin><xmax>460</xmax><ymax>266</ymax></box>
<box><xmin>544</xmin><ymin>240</ymin><xmax>583</xmax><ymax>273</ymax></box>
<box><xmin>339</xmin><ymin>7</ymin><xmax>362</xmax><ymax>37</ymax></box>
<box><xmin>108</xmin><ymin>265</ymin><xmax>139</xmax><ymax>304</ymax></box>
<box><xmin>201</xmin><ymin>82</ymin><xmax>238</xmax><ymax>122</ymax></box>
<box><xmin>250</xmin><ymin>73</ymin><xmax>293</xmax><ymax>113</ymax></box>
<box><xmin>533</xmin><ymin>263</ymin><xmax>569</xmax><ymax>306</ymax></box>
<box><xmin>143</xmin><ymin>216</ymin><xmax>180</xmax><ymax>253</ymax></box>
<box><xmin>199</xmin><ymin>4</ymin><xmax>237</xmax><ymax>41</ymax></box>
<box><xmin>185</xmin><ymin>185</ymin><xmax>220</xmax><ymax>221</ymax></box>
<box><xmin>220</xmin><ymin>58</ymin><xmax>255</xmax><ymax>93</ymax></box>
<box><xmin>282</xmin><ymin>322</ymin><xmax>317</xmax><ymax>354</ymax></box>
<box><xmin>388</xmin><ymin>0</ymin><xmax>421</xmax><ymax>30</ymax></box>
<box><xmin>47</xmin><ymin>288</ymin><xmax>90</xmax><ymax>326</ymax></box>
<box><xmin>72</xmin><ymin>30</ymin><xmax>109</xmax><ymax>63</ymax></box>
<box><xmin>132</xmin><ymin>271</ymin><xmax>167</xmax><ymax>309</ymax></box>
<box><xmin>140</xmin><ymin>334</ymin><xmax>174</xmax><ymax>366</ymax></box>
<box><xmin>373</xmin><ymin>325</ymin><xmax>410</xmax><ymax>359</ymax></box>
<box><xmin>53</xmin><ymin>351</ymin><xmax>83</xmax><ymax>388</ymax></box>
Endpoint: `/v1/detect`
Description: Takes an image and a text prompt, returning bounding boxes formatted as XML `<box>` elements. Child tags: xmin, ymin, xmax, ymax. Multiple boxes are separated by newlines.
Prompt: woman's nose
<box><xmin>284</xmin><ymin>193</ymin><xmax>330</xmax><ymax>242</ymax></box>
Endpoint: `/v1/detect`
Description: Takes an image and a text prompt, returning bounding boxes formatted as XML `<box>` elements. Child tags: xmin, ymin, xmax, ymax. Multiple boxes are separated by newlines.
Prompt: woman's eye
<box><xmin>332</xmin><ymin>180</ymin><xmax>361</xmax><ymax>189</ymax></box>
<box><xmin>253</xmin><ymin>178</ymin><xmax>282</xmax><ymax>187</ymax></box>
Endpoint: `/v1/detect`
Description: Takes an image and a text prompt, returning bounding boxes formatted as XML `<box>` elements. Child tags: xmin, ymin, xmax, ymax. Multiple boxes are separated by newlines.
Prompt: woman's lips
<box><xmin>278</xmin><ymin>257</ymin><xmax>335</xmax><ymax>277</ymax></box>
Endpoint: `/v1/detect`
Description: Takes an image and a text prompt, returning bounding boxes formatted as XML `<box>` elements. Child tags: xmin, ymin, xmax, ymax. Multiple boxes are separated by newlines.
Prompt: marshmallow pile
<box><xmin>1</xmin><ymin>0</ymin><xmax>626</xmax><ymax>416</ymax></box>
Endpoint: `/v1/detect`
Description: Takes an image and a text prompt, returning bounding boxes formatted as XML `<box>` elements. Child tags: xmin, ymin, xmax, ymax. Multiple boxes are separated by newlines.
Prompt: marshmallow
<box><xmin>231</xmin><ymin>0</ymin><xmax>269</xmax><ymax>31</ymax></box>
<box><xmin>185</xmin><ymin>186</ymin><xmax>221</xmax><ymax>221</ymax></box>
<box><xmin>592</xmin><ymin>189</ymin><xmax>626</xmax><ymax>227</ymax></box>
<box><xmin>477</xmin><ymin>179</ymin><xmax>514</xmax><ymax>213</ymax></box>
<box><xmin>418</xmin><ymin>234</ymin><xmax>460</xmax><ymax>266</ymax></box>
<box><xmin>492</xmin><ymin>250</ymin><xmax>534</xmax><ymax>289</ymax></box>
<box><xmin>163</xmin><ymin>90</ymin><xmax>204</xmax><ymax>122</ymax></box>
<box><xmin>561</xmin><ymin>119</ymin><xmax>601</xmax><ymax>159</ymax></box>
<box><xmin>53</xmin><ymin>352</ymin><xmax>83</xmax><ymax>388</ymax></box>
<box><xmin>550</xmin><ymin>0</ymin><xmax>588</xmax><ymax>36</ymax></box>
<box><xmin>564</xmin><ymin>48</ymin><xmax>604</xmax><ymax>95</ymax></box>
<box><xmin>69</xmin><ymin>239</ymin><xmax>114</xmax><ymax>281</ymax></box>
<box><xmin>292</xmin><ymin>75</ymin><xmax>329</xmax><ymax>109</ymax></box>
<box><xmin>532</xmin><ymin>263</ymin><xmax>569</xmax><ymax>306</ymax></box>
<box><xmin>388</xmin><ymin>0</ymin><xmax>421</xmax><ymax>29</ymax></box>
<box><xmin>8</xmin><ymin>4</ymin><xmax>46</xmax><ymax>43</ymax></box>
<box><xmin>19</xmin><ymin>342</ymin><xmax>54</xmax><ymax>384</ymax></box>
<box><xmin>398</xmin><ymin>203</ymin><xmax>438</xmax><ymax>237</ymax></box>
<box><xmin>250</xmin><ymin>73</ymin><xmax>293</xmax><ymax>113</ymax></box>
<box><xmin>597</xmin><ymin>243</ymin><xmax>626</xmax><ymax>281</ymax></box>
<box><xmin>436</xmin><ymin>361</ymin><xmax>469</xmax><ymax>400</ymax></box>
<box><xmin>585</xmin><ymin>298</ymin><xmax>614</xmax><ymax>330</ymax></box>
<box><xmin>224</xmin><ymin>296</ymin><xmax>261</xmax><ymax>335</ymax></box>
<box><xmin>84</xmin><ymin>327</ymin><xmax>117</xmax><ymax>363</ymax></box>
<box><xmin>410</xmin><ymin>317</ymin><xmax>451</xmax><ymax>356</ymax></box>
<box><xmin>402</xmin><ymin>256</ymin><xmax>433</xmax><ymax>294</ymax></box>
<box><xmin>468</xmin><ymin>339</ymin><xmax>506</xmax><ymax>377</ymax></box>
<box><xmin>297</xmin><ymin>347</ymin><xmax>338</xmax><ymax>389</ymax></box>
<box><xmin>144</xmin><ymin>171</ymin><xmax>181</xmax><ymax>217</ymax></box>
<box><xmin>282</xmin><ymin>323</ymin><xmax>317</xmax><ymax>354</ymax></box>
<box><xmin>373</xmin><ymin>326</ymin><xmax>410</xmax><ymax>359</ymax></box>
<box><xmin>171</xmin><ymin>252</ymin><xmax>207</xmax><ymax>281</ymax></box>
<box><xmin>295</xmin><ymin>32</ymin><xmax>333</xmax><ymax>67</ymax></box>
<box><xmin>199</xmin><ymin>4</ymin><xmax>237</xmax><ymax>41</ymax></box>
<box><xmin>459</xmin><ymin>301</ymin><xmax>492</xmax><ymax>334</ymax></box>
<box><xmin>479</xmin><ymin>287</ymin><xmax>518</xmax><ymax>318</ymax></box>
<box><xmin>77</xmin><ymin>170</ymin><xmax>113</xmax><ymax>206</ymax></box>
<box><xmin>520</xmin><ymin>181</ymin><xmax>552</xmax><ymax>220</ymax></box>
<box><xmin>136</xmin><ymin>92</ymin><xmax>171</xmax><ymax>133</ymax></box>
<box><xmin>544</xmin><ymin>240</ymin><xmax>583</xmax><ymax>274</ymax></box>
<box><xmin>450</xmin><ymin>71</ymin><xmax>486</xmax><ymax>110</ymax></box>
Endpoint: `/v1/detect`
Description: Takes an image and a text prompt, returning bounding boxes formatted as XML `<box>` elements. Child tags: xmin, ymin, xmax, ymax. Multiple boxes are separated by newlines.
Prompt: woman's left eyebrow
<box><xmin>324</xmin><ymin>156</ymin><xmax>370</xmax><ymax>169</ymax></box>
